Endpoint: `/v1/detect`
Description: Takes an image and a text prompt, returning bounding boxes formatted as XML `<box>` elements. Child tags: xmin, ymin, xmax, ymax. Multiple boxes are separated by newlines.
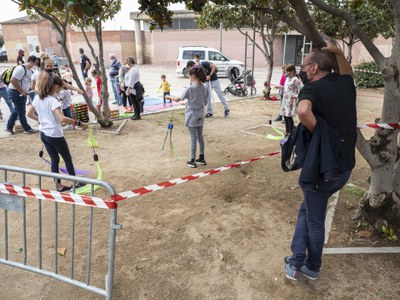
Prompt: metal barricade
<box><xmin>0</xmin><ymin>165</ymin><xmax>121</xmax><ymax>299</ymax></box>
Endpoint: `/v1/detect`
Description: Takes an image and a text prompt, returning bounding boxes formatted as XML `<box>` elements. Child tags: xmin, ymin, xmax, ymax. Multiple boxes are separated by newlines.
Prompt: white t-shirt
<box><xmin>126</xmin><ymin>66</ymin><xmax>140</xmax><ymax>95</ymax></box>
<box><xmin>9</xmin><ymin>65</ymin><xmax>32</xmax><ymax>92</ymax></box>
<box><xmin>32</xmin><ymin>95</ymin><xmax>63</xmax><ymax>138</ymax></box>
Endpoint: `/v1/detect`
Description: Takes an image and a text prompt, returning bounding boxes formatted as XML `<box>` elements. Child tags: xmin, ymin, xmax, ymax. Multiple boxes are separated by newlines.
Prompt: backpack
<box><xmin>1</xmin><ymin>65</ymin><xmax>26</xmax><ymax>86</ymax></box>
<box><xmin>134</xmin><ymin>81</ymin><xmax>145</xmax><ymax>101</ymax></box>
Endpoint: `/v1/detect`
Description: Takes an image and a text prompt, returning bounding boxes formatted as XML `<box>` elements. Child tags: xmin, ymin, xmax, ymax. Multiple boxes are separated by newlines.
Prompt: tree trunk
<box><xmin>355</xmin><ymin>66</ymin><xmax>400</xmax><ymax>230</ymax></box>
<box><xmin>94</xmin><ymin>21</ymin><xmax>112</xmax><ymax>124</ymax></box>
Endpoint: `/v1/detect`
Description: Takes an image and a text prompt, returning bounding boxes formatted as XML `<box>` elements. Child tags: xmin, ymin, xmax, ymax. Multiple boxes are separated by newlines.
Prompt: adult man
<box><xmin>5</xmin><ymin>55</ymin><xmax>39</xmax><ymax>134</ymax></box>
<box><xmin>193</xmin><ymin>54</ymin><xmax>230</xmax><ymax>118</ymax></box>
<box><xmin>109</xmin><ymin>53</ymin><xmax>122</xmax><ymax>105</ymax></box>
<box><xmin>79</xmin><ymin>48</ymin><xmax>91</xmax><ymax>79</ymax></box>
<box><xmin>30</xmin><ymin>46</ymin><xmax>41</xmax><ymax>59</ymax></box>
<box><xmin>284</xmin><ymin>41</ymin><xmax>357</xmax><ymax>281</ymax></box>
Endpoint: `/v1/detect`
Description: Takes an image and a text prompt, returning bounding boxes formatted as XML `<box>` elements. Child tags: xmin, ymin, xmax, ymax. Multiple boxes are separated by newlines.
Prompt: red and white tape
<box><xmin>357</xmin><ymin>123</ymin><xmax>400</xmax><ymax>129</ymax></box>
<box><xmin>0</xmin><ymin>183</ymin><xmax>116</xmax><ymax>209</ymax></box>
<box><xmin>114</xmin><ymin>151</ymin><xmax>281</xmax><ymax>201</ymax></box>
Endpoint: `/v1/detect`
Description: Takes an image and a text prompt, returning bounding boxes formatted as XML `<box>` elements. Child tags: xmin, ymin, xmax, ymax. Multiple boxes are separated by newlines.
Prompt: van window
<box><xmin>182</xmin><ymin>50</ymin><xmax>205</xmax><ymax>60</ymax></box>
<box><xmin>209</xmin><ymin>51</ymin><xmax>229</xmax><ymax>61</ymax></box>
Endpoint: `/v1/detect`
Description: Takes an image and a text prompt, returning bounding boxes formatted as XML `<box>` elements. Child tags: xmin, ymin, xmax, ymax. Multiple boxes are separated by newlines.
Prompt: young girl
<box><xmin>59</xmin><ymin>80</ymin><xmax>73</xmax><ymax>130</ymax></box>
<box><xmin>166</xmin><ymin>65</ymin><xmax>209</xmax><ymax>168</ymax></box>
<box><xmin>91</xmin><ymin>70</ymin><xmax>103</xmax><ymax>117</ymax></box>
<box><xmin>159</xmin><ymin>74</ymin><xmax>171</xmax><ymax>106</ymax></box>
<box><xmin>281</xmin><ymin>64</ymin><xmax>303</xmax><ymax>135</ymax></box>
<box><xmin>27</xmin><ymin>72</ymin><xmax>87</xmax><ymax>192</ymax></box>
<box><xmin>118</xmin><ymin>65</ymin><xmax>133</xmax><ymax>113</ymax></box>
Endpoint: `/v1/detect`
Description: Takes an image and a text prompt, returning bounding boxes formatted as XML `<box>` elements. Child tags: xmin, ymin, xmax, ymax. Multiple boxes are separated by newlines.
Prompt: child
<box><xmin>274</xmin><ymin>64</ymin><xmax>287</xmax><ymax>122</ymax></box>
<box><xmin>27</xmin><ymin>72</ymin><xmax>87</xmax><ymax>192</ymax></box>
<box><xmin>91</xmin><ymin>70</ymin><xmax>103</xmax><ymax>117</ymax></box>
<box><xmin>84</xmin><ymin>77</ymin><xmax>96</xmax><ymax>123</ymax></box>
<box><xmin>59</xmin><ymin>80</ymin><xmax>73</xmax><ymax>130</ymax></box>
<box><xmin>159</xmin><ymin>74</ymin><xmax>171</xmax><ymax>105</ymax></box>
<box><xmin>118</xmin><ymin>65</ymin><xmax>133</xmax><ymax>113</ymax></box>
<box><xmin>281</xmin><ymin>64</ymin><xmax>303</xmax><ymax>136</ymax></box>
<box><xmin>166</xmin><ymin>65</ymin><xmax>209</xmax><ymax>168</ymax></box>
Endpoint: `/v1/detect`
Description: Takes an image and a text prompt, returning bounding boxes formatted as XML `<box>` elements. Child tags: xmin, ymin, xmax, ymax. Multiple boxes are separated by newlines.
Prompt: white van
<box><xmin>176</xmin><ymin>46</ymin><xmax>244</xmax><ymax>78</ymax></box>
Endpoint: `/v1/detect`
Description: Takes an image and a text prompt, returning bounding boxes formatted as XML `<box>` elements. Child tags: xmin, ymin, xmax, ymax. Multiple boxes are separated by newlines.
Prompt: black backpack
<box><xmin>134</xmin><ymin>81</ymin><xmax>145</xmax><ymax>101</ymax></box>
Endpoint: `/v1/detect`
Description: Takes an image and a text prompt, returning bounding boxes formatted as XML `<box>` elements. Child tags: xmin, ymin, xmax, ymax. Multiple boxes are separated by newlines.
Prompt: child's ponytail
<box><xmin>189</xmin><ymin>65</ymin><xmax>207</xmax><ymax>83</ymax></box>
<box><xmin>37</xmin><ymin>72</ymin><xmax>64</xmax><ymax>99</ymax></box>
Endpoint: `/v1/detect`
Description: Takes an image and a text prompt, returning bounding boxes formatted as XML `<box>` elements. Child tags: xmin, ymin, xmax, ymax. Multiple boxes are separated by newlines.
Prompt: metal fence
<box><xmin>0</xmin><ymin>165</ymin><xmax>121</xmax><ymax>299</ymax></box>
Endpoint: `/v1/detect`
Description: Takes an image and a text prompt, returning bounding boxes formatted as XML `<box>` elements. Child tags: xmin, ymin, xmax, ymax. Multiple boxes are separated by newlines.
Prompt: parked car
<box><xmin>0</xmin><ymin>50</ymin><xmax>8</xmax><ymax>63</ymax></box>
<box><xmin>176</xmin><ymin>46</ymin><xmax>244</xmax><ymax>78</ymax></box>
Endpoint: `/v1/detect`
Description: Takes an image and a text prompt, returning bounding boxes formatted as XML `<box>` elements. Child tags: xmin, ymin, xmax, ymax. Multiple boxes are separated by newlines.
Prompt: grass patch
<box><xmin>343</xmin><ymin>185</ymin><xmax>366</xmax><ymax>198</ymax></box>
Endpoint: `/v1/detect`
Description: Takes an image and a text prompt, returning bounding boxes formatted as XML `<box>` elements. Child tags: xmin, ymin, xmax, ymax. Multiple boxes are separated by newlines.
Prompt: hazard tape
<box><xmin>1</xmin><ymin>121</ymin><xmax>396</xmax><ymax>207</ymax></box>
<box><xmin>114</xmin><ymin>151</ymin><xmax>281</xmax><ymax>201</ymax></box>
<box><xmin>357</xmin><ymin>123</ymin><xmax>400</xmax><ymax>129</ymax></box>
<box><xmin>0</xmin><ymin>183</ymin><xmax>116</xmax><ymax>209</ymax></box>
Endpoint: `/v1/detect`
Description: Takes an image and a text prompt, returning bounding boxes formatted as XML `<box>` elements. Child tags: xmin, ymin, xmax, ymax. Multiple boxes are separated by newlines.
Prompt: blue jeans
<box><xmin>82</xmin><ymin>70</ymin><xmax>88</xmax><ymax>79</ymax></box>
<box><xmin>0</xmin><ymin>87</ymin><xmax>14</xmax><ymax>114</ymax></box>
<box><xmin>163</xmin><ymin>91</ymin><xmax>170</xmax><ymax>104</ymax></box>
<box><xmin>289</xmin><ymin>170</ymin><xmax>352</xmax><ymax>272</ymax></box>
<box><xmin>7</xmin><ymin>89</ymin><xmax>32</xmax><ymax>131</ymax></box>
<box><xmin>110</xmin><ymin>76</ymin><xmax>121</xmax><ymax>104</ymax></box>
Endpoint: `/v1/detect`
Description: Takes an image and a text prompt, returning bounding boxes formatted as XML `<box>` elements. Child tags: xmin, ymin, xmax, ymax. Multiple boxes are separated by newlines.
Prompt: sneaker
<box><xmin>299</xmin><ymin>265</ymin><xmax>319</xmax><ymax>280</ymax></box>
<box><xmin>205</xmin><ymin>113</ymin><xmax>213</xmax><ymax>118</ymax></box>
<box><xmin>24</xmin><ymin>128</ymin><xmax>39</xmax><ymax>134</ymax></box>
<box><xmin>112</xmin><ymin>101</ymin><xmax>118</xmax><ymax>105</ymax></box>
<box><xmin>284</xmin><ymin>256</ymin><xmax>299</xmax><ymax>281</ymax></box>
<box><xmin>186</xmin><ymin>160</ymin><xmax>197</xmax><ymax>168</ymax></box>
<box><xmin>57</xmin><ymin>185</ymin><xmax>72</xmax><ymax>192</ymax></box>
<box><xmin>74</xmin><ymin>182</ymin><xmax>87</xmax><ymax>189</ymax></box>
<box><xmin>5</xmin><ymin>128</ymin><xmax>15</xmax><ymax>135</ymax></box>
<box><xmin>274</xmin><ymin>115</ymin><xmax>282</xmax><ymax>121</ymax></box>
<box><xmin>224</xmin><ymin>110</ymin><xmax>230</xmax><ymax>118</ymax></box>
<box><xmin>195</xmin><ymin>158</ymin><xmax>207</xmax><ymax>166</ymax></box>
<box><xmin>130</xmin><ymin>116</ymin><xmax>141</xmax><ymax>120</ymax></box>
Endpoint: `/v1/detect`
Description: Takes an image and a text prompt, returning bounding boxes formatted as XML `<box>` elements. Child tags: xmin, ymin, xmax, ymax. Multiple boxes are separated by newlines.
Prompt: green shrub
<box><xmin>354</xmin><ymin>61</ymin><xmax>384</xmax><ymax>88</ymax></box>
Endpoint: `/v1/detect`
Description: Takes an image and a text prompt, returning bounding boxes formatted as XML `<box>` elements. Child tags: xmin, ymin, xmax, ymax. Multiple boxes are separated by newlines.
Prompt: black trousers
<box><xmin>128</xmin><ymin>94</ymin><xmax>141</xmax><ymax>118</ymax></box>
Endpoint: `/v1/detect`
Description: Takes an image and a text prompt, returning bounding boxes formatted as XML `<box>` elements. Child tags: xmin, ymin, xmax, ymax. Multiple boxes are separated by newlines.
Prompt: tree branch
<box><xmin>287</xmin><ymin>0</ymin><xmax>326</xmax><ymax>49</ymax></box>
<box><xmin>356</xmin><ymin>129</ymin><xmax>377</xmax><ymax>168</ymax></box>
<box><xmin>309</xmin><ymin>0</ymin><xmax>386</xmax><ymax>68</ymax></box>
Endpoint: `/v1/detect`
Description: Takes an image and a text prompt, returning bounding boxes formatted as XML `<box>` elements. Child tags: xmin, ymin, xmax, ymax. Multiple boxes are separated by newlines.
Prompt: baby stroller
<box><xmin>224</xmin><ymin>69</ymin><xmax>256</xmax><ymax>97</ymax></box>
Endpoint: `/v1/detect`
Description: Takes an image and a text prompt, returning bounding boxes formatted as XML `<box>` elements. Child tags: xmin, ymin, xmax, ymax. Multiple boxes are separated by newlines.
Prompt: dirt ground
<box><xmin>1</xmin><ymin>89</ymin><xmax>400</xmax><ymax>300</ymax></box>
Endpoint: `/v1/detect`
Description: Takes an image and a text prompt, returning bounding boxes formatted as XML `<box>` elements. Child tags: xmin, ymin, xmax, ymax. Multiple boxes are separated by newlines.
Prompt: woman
<box><xmin>27</xmin><ymin>72</ymin><xmax>87</xmax><ymax>192</ymax></box>
<box><xmin>125</xmin><ymin>56</ymin><xmax>142</xmax><ymax>120</ymax></box>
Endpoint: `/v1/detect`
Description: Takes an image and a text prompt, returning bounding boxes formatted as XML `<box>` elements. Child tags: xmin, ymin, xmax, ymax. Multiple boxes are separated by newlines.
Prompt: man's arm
<box><xmin>322</xmin><ymin>41</ymin><xmax>353</xmax><ymax>78</ymax></box>
<box><xmin>297</xmin><ymin>100</ymin><xmax>316</xmax><ymax>132</ymax></box>
<box><xmin>205</xmin><ymin>62</ymin><xmax>217</xmax><ymax>81</ymax></box>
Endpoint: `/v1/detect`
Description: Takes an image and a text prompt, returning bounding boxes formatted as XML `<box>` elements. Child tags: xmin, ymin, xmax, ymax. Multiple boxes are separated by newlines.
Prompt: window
<box><xmin>208</xmin><ymin>51</ymin><xmax>228</xmax><ymax>62</ymax></box>
<box><xmin>182</xmin><ymin>50</ymin><xmax>205</xmax><ymax>60</ymax></box>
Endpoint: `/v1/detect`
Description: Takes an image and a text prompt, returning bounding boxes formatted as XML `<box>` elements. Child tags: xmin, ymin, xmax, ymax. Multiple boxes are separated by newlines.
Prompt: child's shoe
<box><xmin>186</xmin><ymin>159</ymin><xmax>197</xmax><ymax>168</ymax></box>
<box><xmin>195</xmin><ymin>155</ymin><xmax>207</xmax><ymax>166</ymax></box>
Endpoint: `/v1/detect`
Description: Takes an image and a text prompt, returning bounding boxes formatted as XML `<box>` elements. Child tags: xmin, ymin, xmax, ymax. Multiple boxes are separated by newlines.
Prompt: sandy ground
<box><xmin>1</xmin><ymin>69</ymin><xmax>400</xmax><ymax>299</ymax></box>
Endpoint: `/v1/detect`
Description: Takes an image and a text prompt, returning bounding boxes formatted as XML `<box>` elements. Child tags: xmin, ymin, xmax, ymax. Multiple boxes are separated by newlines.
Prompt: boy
<box><xmin>159</xmin><ymin>74</ymin><xmax>171</xmax><ymax>105</ymax></box>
